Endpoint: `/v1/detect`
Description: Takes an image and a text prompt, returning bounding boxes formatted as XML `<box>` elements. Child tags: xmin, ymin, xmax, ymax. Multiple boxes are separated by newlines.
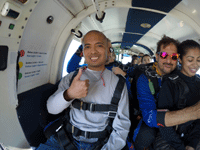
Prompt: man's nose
<box><xmin>166</xmin><ymin>55</ymin><xmax>172</xmax><ymax>63</ymax></box>
<box><xmin>90</xmin><ymin>46</ymin><xmax>97</xmax><ymax>53</ymax></box>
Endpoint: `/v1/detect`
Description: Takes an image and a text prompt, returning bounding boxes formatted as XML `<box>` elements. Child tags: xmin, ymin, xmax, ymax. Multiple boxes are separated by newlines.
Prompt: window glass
<box><xmin>62</xmin><ymin>40</ymin><xmax>81</xmax><ymax>77</ymax></box>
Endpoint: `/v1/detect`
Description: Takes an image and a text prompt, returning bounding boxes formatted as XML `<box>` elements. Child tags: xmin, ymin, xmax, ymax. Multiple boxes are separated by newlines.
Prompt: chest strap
<box><xmin>44</xmin><ymin>75</ymin><xmax>125</xmax><ymax>149</ymax></box>
<box><xmin>64</xmin><ymin>75</ymin><xmax>126</xmax><ymax>138</ymax></box>
<box><xmin>72</xmin><ymin>99</ymin><xmax>117</xmax><ymax>117</ymax></box>
<box><xmin>64</xmin><ymin>120</ymin><xmax>109</xmax><ymax>139</ymax></box>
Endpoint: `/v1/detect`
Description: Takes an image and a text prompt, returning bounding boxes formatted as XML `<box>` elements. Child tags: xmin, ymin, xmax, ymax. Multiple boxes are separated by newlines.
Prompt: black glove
<box><xmin>75</xmin><ymin>45</ymin><xmax>83</xmax><ymax>57</ymax></box>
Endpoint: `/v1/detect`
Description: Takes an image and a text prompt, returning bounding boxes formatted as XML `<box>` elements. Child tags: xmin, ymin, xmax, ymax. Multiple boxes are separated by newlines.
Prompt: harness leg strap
<box><xmin>57</xmin><ymin>128</ymin><xmax>77</xmax><ymax>150</ymax></box>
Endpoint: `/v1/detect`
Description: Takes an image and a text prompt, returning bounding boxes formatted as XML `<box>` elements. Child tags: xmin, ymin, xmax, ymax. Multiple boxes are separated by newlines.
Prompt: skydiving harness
<box><xmin>44</xmin><ymin>70</ymin><xmax>126</xmax><ymax>150</ymax></box>
<box><xmin>167</xmin><ymin>74</ymin><xmax>200</xmax><ymax>138</ymax></box>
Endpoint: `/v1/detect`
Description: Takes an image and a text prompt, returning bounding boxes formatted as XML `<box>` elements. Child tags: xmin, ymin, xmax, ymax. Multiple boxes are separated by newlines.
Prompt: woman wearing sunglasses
<box><xmin>157</xmin><ymin>40</ymin><xmax>200</xmax><ymax>150</ymax></box>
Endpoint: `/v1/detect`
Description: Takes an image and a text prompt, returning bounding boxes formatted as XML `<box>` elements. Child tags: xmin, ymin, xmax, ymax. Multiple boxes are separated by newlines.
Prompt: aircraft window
<box><xmin>197</xmin><ymin>69</ymin><xmax>200</xmax><ymax>75</ymax></box>
<box><xmin>118</xmin><ymin>54</ymin><xmax>132</xmax><ymax>64</ymax></box>
<box><xmin>62</xmin><ymin>39</ymin><xmax>82</xmax><ymax>77</ymax></box>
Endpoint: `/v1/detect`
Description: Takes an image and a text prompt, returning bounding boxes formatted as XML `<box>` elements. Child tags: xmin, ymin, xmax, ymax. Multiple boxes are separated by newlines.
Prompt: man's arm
<box><xmin>47</xmin><ymin>69</ymin><xmax>89</xmax><ymax>114</ymax></box>
<box><xmin>137</xmin><ymin>74</ymin><xmax>159</xmax><ymax>127</ymax></box>
<box><xmin>137</xmin><ymin>74</ymin><xmax>200</xmax><ymax>128</ymax></box>
<box><xmin>101</xmin><ymin>84</ymin><xmax>131</xmax><ymax>150</ymax></box>
<box><xmin>165</xmin><ymin>102</ymin><xmax>200</xmax><ymax>127</ymax></box>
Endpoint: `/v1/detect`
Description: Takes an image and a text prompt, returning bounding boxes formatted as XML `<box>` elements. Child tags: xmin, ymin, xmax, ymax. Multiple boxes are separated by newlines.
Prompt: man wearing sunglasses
<box><xmin>134</xmin><ymin>35</ymin><xmax>200</xmax><ymax>150</ymax></box>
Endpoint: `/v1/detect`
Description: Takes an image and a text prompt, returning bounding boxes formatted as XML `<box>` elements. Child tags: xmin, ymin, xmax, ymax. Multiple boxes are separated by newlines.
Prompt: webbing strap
<box><xmin>177</xmin><ymin>78</ymin><xmax>189</xmax><ymax>109</ymax></box>
<box><xmin>57</xmin><ymin>128</ymin><xmax>77</xmax><ymax>150</ymax></box>
<box><xmin>44</xmin><ymin>74</ymin><xmax>125</xmax><ymax>145</ymax></box>
<box><xmin>111</xmin><ymin>75</ymin><xmax>125</xmax><ymax>105</ymax></box>
<box><xmin>64</xmin><ymin>122</ymin><xmax>109</xmax><ymax>139</ymax></box>
<box><xmin>72</xmin><ymin>99</ymin><xmax>118</xmax><ymax>112</ymax></box>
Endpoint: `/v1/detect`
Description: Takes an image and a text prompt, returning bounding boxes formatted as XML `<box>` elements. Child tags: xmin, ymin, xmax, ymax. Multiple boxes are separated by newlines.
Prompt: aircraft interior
<box><xmin>0</xmin><ymin>0</ymin><xmax>200</xmax><ymax>149</ymax></box>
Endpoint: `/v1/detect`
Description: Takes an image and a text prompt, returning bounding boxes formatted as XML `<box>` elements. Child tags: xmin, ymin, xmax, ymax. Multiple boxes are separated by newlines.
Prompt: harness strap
<box><xmin>44</xmin><ymin>74</ymin><xmax>125</xmax><ymax>149</ymax></box>
<box><xmin>168</xmin><ymin>74</ymin><xmax>190</xmax><ymax>109</ymax></box>
<box><xmin>64</xmin><ymin>122</ymin><xmax>109</xmax><ymax>139</ymax></box>
<box><xmin>177</xmin><ymin>78</ymin><xmax>189</xmax><ymax>109</ymax></box>
<box><xmin>57</xmin><ymin>128</ymin><xmax>77</xmax><ymax>150</ymax></box>
<box><xmin>111</xmin><ymin>75</ymin><xmax>125</xmax><ymax>105</ymax></box>
<box><xmin>72</xmin><ymin>99</ymin><xmax>118</xmax><ymax>112</ymax></box>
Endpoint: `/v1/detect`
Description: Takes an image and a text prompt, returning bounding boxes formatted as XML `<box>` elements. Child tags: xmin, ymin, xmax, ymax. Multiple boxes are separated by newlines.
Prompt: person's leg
<box><xmin>36</xmin><ymin>135</ymin><xmax>63</xmax><ymax>150</ymax></box>
<box><xmin>73</xmin><ymin>139</ymin><xmax>103</xmax><ymax>150</ymax></box>
<box><xmin>134</xmin><ymin>122</ymin><xmax>156</xmax><ymax>150</ymax></box>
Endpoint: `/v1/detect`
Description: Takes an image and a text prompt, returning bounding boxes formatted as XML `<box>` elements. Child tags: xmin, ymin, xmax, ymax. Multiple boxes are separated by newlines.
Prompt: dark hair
<box><xmin>131</xmin><ymin>55</ymin><xmax>138</xmax><ymax>63</ymax></box>
<box><xmin>178</xmin><ymin>40</ymin><xmax>200</xmax><ymax>60</ymax></box>
<box><xmin>141</xmin><ymin>54</ymin><xmax>151</xmax><ymax>62</ymax></box>
<box><xmin>157</xmin><ymin>35</ymin><xmax>180</xmax><ymax>53</ymax></box>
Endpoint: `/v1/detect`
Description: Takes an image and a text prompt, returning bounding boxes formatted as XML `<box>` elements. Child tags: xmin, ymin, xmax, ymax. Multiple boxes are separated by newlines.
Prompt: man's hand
<box><xmin>64</xmin><ymin>68</ymin><xmax>89</xmax><ymax>101</ymax></box>
<box><xmin>112</xmin><ymin>67</ymin><xmax>126</xmax><ymax>77</ymax></box>
<box><xmin>185</xmin><ymin>146</ymin><xmax>194</xmax><ymax>150</ymax></box>
<box><xmin>192</xmin><ymin>101</ymin><xmax>200</xmax><ymax>120</ymax></box>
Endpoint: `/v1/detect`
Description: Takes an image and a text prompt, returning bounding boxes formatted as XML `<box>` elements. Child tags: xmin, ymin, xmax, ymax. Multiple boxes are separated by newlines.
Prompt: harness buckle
<box><xmin>56</xmin><ymin>124</ymin><xmax>63</xmax><ymax>132</ymax></box>
<box><xmin>80</xmin><ymin>101</ymin><xmax>83</xmax><ymax>110</ymax></box>
<box><xmin>84</xmin><ymin>131</ymin><xmax>89</xmax><ymax>138</ymax></box>
<box><xmin>72</xmin><ymin>125</ymin><xmax>74</xmax><ymax>134</ymax></box>
<box><xmin>108</xmin><ymin>111</ymin><xmax>117</xmax><ymax>118</ymax></box>
<box><xmin>90</xmin><ymin>103</ymin><xmax>94</xmax><ymax>111</ymax></box>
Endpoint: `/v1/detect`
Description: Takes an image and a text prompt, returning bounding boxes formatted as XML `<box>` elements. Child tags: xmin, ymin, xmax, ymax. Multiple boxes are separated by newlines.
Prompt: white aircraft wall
<box><xmin>0</xmin><ymin>0</ymin><xmax>40</xmax><ymax>148</ymax></box>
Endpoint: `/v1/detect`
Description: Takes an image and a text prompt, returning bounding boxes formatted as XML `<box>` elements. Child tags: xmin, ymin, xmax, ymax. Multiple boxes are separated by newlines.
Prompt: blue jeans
<box><xmin>36</xmin><ymin>135</ymin><xmax>100</xmax><ymax>150</ymax></box>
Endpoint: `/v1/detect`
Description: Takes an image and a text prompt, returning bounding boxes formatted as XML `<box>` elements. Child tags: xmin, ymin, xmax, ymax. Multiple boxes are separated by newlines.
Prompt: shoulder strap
<box><xmin>168</xmin><ymin>74</ymin><xmax>189</xmax><ymax>109</ymax></box>
<box><xmin>111</xmin><ymin>75</ymin><xmax>126</xmax><ymax>105</ymax></box>
<box><xmin>69</xmin><ymin>69</ymin><xmax>79</xmax><ymax>86</ymax></box>
<box><xmin>45</xmin><ymin>74</ymin><xmax>126</xmax><ymax>140</ymax></box>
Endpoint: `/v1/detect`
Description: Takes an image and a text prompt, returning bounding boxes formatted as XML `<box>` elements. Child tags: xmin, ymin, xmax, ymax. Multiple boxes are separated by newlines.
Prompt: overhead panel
<box><xmin>132</xmin><ymin>0</ymin><xmax>182</xmax><ymax>13</ymax></box>
<box><xmin>121</xmin><ymin>0</ymin><xmax>182</xmax><ymax>51</ymax></box>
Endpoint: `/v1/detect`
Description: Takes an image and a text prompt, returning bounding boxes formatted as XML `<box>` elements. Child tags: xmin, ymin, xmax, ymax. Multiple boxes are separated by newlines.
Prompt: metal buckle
<box><xmin>108</xmin><ymin>111</ymin><xmax>117</xmax><ymax>118</ymax></box>
<box><xmin>56</xmin><ymin>124</ymin><xmax>63</xmax><ymax>132</ymax></box>
<box><xmin>85</xmin><ymin>131</ymin><xmax>89</xmax><ymax>138</ymax></box>
<box><xmin>72</xmin><ymin>125</ymin><xmax>74</xmax><ymax>134</ymax></box>
<box><xmin>90</xmin><ymin>103</ymin><xmax>93</xmax><ymax>111</ymax></box>
<box><xmin>80</xmin><ymin>101</ymin><xmax>83</xmax><ymax>110</ymax></box>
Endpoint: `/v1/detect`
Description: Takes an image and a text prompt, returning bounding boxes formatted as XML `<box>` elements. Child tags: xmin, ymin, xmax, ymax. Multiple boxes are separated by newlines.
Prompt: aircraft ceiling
<box><xmin>66</xmin><ymin>0</ymin><xmax>200</xmax><ymax>56</ymax></box>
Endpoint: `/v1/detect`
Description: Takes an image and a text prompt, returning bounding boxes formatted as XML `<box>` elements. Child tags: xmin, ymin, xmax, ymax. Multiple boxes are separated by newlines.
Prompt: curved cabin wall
<box><xmin>0</xmin><ymin>0</ymin><xmax>41</xmax><ymax>147</ymax></box>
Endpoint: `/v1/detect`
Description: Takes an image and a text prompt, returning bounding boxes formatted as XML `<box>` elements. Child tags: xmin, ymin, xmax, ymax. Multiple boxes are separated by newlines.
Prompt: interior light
<box><xmin>140</xmin><ymin>23</ymin><xmax>151</xmax><ymax>28</ymax></box>
<box><xmin>179</xmin><ymin>21</ymin><xmax>184</xmax><ymax>27</ymax></box>
<box><xmin>9</xmin><ymin>23</ymin><xmax>15</xmax><ymax>30</ymax></box>
<box><xmin>192</xmin><ymin>9</ymin><xmax>196</xmax><ymax>14</ymax></box>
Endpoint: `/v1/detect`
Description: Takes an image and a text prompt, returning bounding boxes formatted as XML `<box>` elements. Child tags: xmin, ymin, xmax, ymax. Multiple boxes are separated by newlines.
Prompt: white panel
<box><xmin>79</xmin><ymin>7</ymin><xmax>128</xmax><ymax>41</ymax></box>
<box><xmin>0</xmin><ymin>37</ymin><xmax>29</xmax><ymax>147</ymax></box>
<box><xmin>18</xmin><ymin>0</ymin><xmax>73</xmax><ymax>93</ymax></box>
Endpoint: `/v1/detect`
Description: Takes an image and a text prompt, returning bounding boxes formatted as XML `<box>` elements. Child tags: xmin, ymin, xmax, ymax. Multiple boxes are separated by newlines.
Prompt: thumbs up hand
<box><xmin>64</xmin><ymin>68</ymin><xmax>89</xmax><ymax>101</ymax></box>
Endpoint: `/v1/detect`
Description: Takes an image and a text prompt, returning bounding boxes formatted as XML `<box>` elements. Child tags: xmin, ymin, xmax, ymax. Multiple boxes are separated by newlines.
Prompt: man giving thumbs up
<box><xmin>44</xmin><ymin>30</ymin><xmax>130</xmax><ymax>150</ymax></box>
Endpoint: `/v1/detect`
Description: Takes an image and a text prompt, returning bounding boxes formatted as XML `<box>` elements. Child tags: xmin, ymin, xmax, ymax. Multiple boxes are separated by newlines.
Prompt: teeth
<box><xmin>91</xmin><ymin>57</ymin><xmax>98</xmax><ymax>60</ymax></box>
